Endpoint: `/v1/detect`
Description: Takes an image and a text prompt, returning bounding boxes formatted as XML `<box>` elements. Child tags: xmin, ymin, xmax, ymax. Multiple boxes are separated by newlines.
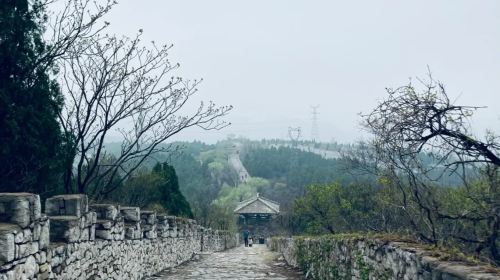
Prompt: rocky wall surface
<box><xmin>0</xmin><ymin>193</ymin><xmax>238</xmax><ymax>280</ymax></box>
<box><xmin>268</xmin><ymin>236</ymin><xmax>500</xmax><ymax>280</ymax></box>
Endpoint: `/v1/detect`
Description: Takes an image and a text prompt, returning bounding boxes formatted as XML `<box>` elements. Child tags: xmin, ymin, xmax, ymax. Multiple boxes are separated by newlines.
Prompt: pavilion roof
<box><xmin>233</xmin><ymin>193</ymin><xmax>280</xmax><ymax>215</ymax></box>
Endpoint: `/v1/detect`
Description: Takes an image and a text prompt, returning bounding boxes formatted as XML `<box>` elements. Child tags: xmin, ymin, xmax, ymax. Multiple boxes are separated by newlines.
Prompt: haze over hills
<box><xmin>102</xmin><ymin>138</ymin><xmax>472</xmax><ymax>228</ymax></box>
<box><xmin>1</xmin><ymin>0</ymin><xmax>499</xmax><ymax>273</ymax></box>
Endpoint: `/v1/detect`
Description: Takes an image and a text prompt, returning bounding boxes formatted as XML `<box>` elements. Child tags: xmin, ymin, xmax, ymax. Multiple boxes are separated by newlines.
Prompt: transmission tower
<box><xmin>288</xmin><ymin>127</ymin><xmax>302</xmax><ymax>145</ymax></box>
<box><xmin>310</xmin><ymin>105</ymin><xmax>319</xmax><ymax>142</ymax></box>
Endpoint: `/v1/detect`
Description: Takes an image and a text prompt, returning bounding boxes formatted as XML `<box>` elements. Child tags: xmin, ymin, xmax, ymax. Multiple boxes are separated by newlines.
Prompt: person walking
<box><xmin>243</xmin><ymin>229</ymin><xmax>250</xmax><ymax>247</ymax></box>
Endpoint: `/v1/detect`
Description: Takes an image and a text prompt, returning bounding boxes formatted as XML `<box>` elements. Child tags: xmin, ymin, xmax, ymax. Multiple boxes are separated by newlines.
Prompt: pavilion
<box><xmin>233</xmin><ymin>193</ymin><xmax>280</xmax><ymax>243</ymax></box>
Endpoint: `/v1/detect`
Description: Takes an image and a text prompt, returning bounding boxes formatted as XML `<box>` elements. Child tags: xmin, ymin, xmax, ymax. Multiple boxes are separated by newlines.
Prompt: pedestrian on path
<box><xmin>243</xmin><ymin>229</ymin><xmax>250</xmax><ymax>247</ymax></box>
<box><xmin>249</xmin><ymin>237</ymin><xmax>253</xmax><ymax>247</ymax></box>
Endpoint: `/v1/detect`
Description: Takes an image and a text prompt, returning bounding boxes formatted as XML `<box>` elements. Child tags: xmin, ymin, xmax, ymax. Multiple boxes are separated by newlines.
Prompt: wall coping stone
<box><xmin>268</xmin><ymin>236</ymin><xmax>500</xmax><ymax>280</ymax></box>
<box><xmin>0</xmin><ymin>192</ymin><xmax>239</xmax><ymax>279</ymax></box>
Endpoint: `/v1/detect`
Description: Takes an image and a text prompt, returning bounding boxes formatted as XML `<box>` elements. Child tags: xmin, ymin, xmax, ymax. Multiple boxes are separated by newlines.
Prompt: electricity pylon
<box><xmin>311</xmin><ymin>105</ymin><xmax>319</xmax><ymax>142</ymax></box>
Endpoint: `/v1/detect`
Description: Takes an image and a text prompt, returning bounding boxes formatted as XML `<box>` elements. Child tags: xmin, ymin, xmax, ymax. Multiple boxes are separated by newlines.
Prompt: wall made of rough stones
<box><xmin>0</xmin><ymin>193</ymin><xmax>238</xmax><ymax>280</ymax></box>
<box><xmin>268</xmin><ymin>236</ymin><xmax>500</xmax><ymax>280</ymax></box>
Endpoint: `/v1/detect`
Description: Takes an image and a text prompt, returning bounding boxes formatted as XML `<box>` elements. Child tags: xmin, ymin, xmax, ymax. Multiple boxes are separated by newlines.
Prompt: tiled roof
<box><xmin>233</xmin><ymin>193</ymin><xmax>280</xmax><ymax>214</ymax></box>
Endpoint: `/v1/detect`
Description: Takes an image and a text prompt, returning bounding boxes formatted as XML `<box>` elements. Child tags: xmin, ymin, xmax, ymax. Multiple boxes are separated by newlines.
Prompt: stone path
<box><xmin>146</xmin><ymin>244</ymin><xmax>303</xmax><ymax>280</ymax></box>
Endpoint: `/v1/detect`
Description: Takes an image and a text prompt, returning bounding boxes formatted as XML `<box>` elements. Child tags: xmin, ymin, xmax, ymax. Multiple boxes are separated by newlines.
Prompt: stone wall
<box><xmin>0</xmin><ymin>193</ymin><xmax>238</xmax><ymax>280</ymax></box>
<box><xmin>268</xmin><ymin>236</ymin><xmax>500</xmax><ymax>280</ymax></box>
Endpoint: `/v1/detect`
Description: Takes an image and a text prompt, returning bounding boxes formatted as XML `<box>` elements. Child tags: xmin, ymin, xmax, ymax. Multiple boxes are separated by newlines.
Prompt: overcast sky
<box><xmin>104</xmin><ymin>0</ymin><xmax>500</xmax><ymax>143</ymax></box>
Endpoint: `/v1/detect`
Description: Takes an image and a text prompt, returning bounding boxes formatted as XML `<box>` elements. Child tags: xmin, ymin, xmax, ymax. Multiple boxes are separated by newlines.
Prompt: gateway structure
<box><xmin>234</xmin><ymin>193</ymin><xmax>280</xmax><ymax>243</ymax></box>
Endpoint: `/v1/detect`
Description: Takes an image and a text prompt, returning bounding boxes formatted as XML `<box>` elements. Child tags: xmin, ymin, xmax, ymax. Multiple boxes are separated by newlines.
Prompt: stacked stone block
<box><xmin>0</xmin><ymin>193</ymin><xmax>50</xmax><ymax>279</ymax></box>
<box><xmin>156</xmin><ymin>214</ymin><xmax>169</xmax><ymax>237</ymax></box>
<box><xmin>195</xmin><ymin>224</ymin><xmax>203</xmax><ymax>239</ymax></box>
<box><xmin>201</xmin><ymin>228</ymin><xmax>212</xmax><ymax>252</ymax></box>
<box><xmin>90</xmin><ymin>204</ymin><xmax>124</xmax><ymax>241</ymax></box>
<box><xmin>166</xmin><ymin>216</ymin><xmax>177</xmax><ymax>238</ymax></box>
<box><xmin>120</xmin><ymin>207</ymin><xmax>141</xmax><ymax>240</ymax></box>
<box><xmin>0</xmin><ymin>192</ymin><xmax>240</xmax><ymax>280</ymax></box>
<box><xmin>175</xmin><ymin>217</ymin><xmax>187</xmax><ymax>238</ymax></box>
<box><xmin>45</xmin><ymin>194</ymin><xmax>96</xmax><ymax>243</ymax></box>
<box><xmin>186</xmin><ymin>219</ymin><xmax>197</xmax><ymax>238</ymax></box>
<box><xmin>199</xmin><ymin>228</ymin><xmax>237</xmax><ymax>253</ymax></box>
<box><xmin>140</xmin><ymin>211</ymin><xmax>157</xmax><ymax>239</ymax></box>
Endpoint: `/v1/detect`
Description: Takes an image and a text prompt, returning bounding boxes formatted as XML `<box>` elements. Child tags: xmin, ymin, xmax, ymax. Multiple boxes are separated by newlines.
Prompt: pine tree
<box><xmin>153</xmin><ymin>163</ymin><xmax>194</xmax><ymax>218</ymax></box>
<box><xmin>0</xmin><ymin>0</ymin><xmax>63</xmax><ymax>194</ymax></box>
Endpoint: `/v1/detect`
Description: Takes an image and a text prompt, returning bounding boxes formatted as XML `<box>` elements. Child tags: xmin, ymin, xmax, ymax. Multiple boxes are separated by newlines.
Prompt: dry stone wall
<box><xmin>0</xmin><ymin>193</ymin><xmax>238</xmax><ymax>280</ymax></box>
<box><xmin>268</xmin><ymin>236</ymin><xmax>500</xmax><ymax>280</ymax></box>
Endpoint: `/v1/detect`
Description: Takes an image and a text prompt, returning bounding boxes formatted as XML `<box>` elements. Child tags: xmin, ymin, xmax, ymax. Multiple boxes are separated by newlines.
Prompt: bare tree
<box><xmin>35</xmin><ymin>0</ymin><xmax>115</xmax><ymax>73</ymax></box>
<box><xmin>46</xmin><ymin>1</ymin><xmax>232</xmax><ymax>198</ymax></box>
<box><xmin>58</xmin><ymin>32</ymin><xmax>231</xmax><ymax>198</ymax></box>
<box><xmin>363</xmin><ymin>74</ymin><xmax>500</xmax><ymax>263</ymax></box>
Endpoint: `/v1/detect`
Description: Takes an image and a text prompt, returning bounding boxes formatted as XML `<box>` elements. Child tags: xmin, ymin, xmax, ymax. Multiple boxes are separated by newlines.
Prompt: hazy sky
<box><xmin>104</xmin><ymin>1</ymin><xmax>500</xmax><ymax>143</ymax></box>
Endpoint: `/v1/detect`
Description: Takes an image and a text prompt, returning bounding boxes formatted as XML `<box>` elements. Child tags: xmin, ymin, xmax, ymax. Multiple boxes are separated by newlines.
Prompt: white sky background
<box><xmin>100</xmin><ymin>0</ymin><xmax>500</xmax><ymax>143</ymax></box>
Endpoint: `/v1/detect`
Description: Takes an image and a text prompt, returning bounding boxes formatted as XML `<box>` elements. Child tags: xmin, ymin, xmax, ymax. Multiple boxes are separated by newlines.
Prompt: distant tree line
<box><xmin>241</xmin><ymin>145</ymin><xmax>377</xmax><ymax>234</ymax></box>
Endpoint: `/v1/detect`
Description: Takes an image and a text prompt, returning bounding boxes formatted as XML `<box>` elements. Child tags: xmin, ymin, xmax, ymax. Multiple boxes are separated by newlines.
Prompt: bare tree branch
<box><xmin>53</xmin><ymin>5</ymin><xmax>232</xmax><ymax>197</ymax></box>
<box><xmin>362</xmin><ymin>73</ymin><xmax>500</xmax><ymax>263</ymax></box>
